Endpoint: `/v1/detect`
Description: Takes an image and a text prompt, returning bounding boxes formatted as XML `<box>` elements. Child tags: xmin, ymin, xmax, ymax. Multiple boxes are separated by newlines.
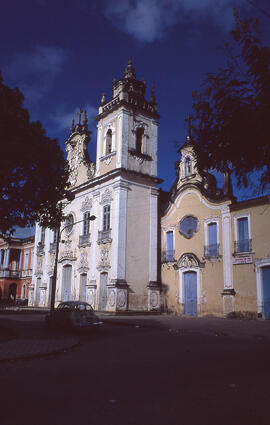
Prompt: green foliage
<box><xmin>0</xmin><ymin>73</ymin><xmax>70</xmax><ymax>236</ymax></box>
<box><xmin>192</xmin><ymin>10</ymin><xmax>270</xmax><ymax>189</ymax></box>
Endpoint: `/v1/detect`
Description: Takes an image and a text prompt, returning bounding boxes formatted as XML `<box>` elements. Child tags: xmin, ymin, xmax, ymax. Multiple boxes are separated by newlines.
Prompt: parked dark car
<box><xmin>45</xmin><ymin>301</ymin><xmax>101</xmax><ymax>330</ymax></box>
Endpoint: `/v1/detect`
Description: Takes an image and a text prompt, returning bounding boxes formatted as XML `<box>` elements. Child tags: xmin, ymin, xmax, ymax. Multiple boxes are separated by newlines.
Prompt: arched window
<box><xmin>135</xmin><ymin>128</ymin><xmax>144</xmax><ymax>154</ymax></box>
<box><xmin>184</xmin><ymin>157</ymin><xmax>192</xmax><ymax>177</ymax></box>
<box><xmin>65</xmin><ymin>214</ymin><xmax>74</xmax><ymax>234</ymax></box>
<box><xmin>21</xmin><ymin>284</ymin><xmax>26</xmax><ymax>299</ymax></box>
<box><xmin>105</xmin><ymin>129</ymin><xmax>112</xmax><ymax>155</ymax></box>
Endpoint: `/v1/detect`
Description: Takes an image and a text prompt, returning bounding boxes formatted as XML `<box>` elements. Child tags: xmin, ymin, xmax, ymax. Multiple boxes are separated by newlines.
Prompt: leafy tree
<box><xmin>192</xmin><ymin>9</ymin><xmax>270</xmax><ymax>190</ymax></box>
<box><xmin>0</xmin><ymin>72</ymin><xmax>70</xmax><ymax>236</ymax></box>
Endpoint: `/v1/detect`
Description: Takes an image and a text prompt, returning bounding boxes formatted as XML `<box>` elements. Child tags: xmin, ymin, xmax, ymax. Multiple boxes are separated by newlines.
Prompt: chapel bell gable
<box><xmin>177</xmin><ymin>117</ymin><xmax>202</xmax><ymax>190</ymax></box>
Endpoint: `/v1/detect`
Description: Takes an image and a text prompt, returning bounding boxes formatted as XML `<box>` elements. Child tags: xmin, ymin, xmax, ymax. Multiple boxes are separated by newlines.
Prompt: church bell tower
<box><xmin>94</xmin><ymin>60</ymin><xmax>161</xmax><ymax>311</ymax></box>
<box><xmin>96</xmin><ymin>59</ymin><xmax>159</xmax><ymax>179</ymax></box>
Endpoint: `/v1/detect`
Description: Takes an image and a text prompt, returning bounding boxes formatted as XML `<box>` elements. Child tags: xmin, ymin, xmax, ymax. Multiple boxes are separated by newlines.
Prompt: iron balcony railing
<box><xmin>234</xmin><ymin>239</ymin><xmax>252</xmax><ymax>254</ymax></box>
<box><xmin>79</xmin><ymin>234</ymin><xmax>91</xmax><ymax>247</ymax></box>
<box><xmin>204</xmin><ymin>243</ymin><xmax>220</xmax><ymax>258</ymax></box>
<box><xmin>0</xmin><ymin>269</ymin><xmax>20</xmax><ymax>278</ymax></box>
<box><xmin>98</xmin><ymin>229</ymin><xmax>112</xmax><ymax>243</ymax></box>
<box><xmin>21</xmin><ymin>269</ymin><xmax>32</xmax><ymax>278</ymax></box>
<box><xmin>161</xmin><ymin>250</ymin><xmax>175</xmax><ymax>263</ymax></box>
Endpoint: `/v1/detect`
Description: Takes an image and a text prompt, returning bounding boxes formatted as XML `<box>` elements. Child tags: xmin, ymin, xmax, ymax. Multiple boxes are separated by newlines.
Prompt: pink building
<box><xmin>0</xmin><ymin>235</ymin><xmax>34</xmax><ymax>303</ymax></box>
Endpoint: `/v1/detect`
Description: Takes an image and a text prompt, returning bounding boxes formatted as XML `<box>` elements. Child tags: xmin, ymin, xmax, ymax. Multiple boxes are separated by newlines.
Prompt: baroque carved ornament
<box><xmin>81</xmin><ymin>196</ymin><xmax>92</xmax><ymax>212</ymax></box>
<box><xmin>101</xmin><ymin>188</ymin><xmax>113</xmax><ymax>205</ymax></box>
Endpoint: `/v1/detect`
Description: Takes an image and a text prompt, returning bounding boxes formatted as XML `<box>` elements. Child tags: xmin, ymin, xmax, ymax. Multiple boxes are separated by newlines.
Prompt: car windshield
<box><xmin>75</xmin><ymin>303</ymin><xmax>86</xmax><ymax>311</ymax></box>
<box><xmin>57</xmin><ymin>303</ymin><xmax>72</xmax><ymax>311</ymax></box>
<box><xmin>86</xmin><ymin>305</ymin><xmax>93</xmax><ymax>311</ymax></box>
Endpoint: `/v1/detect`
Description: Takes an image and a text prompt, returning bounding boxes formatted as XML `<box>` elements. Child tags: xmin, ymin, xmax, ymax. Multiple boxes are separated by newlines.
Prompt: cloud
<box><xmin>4</xmin><ymin>45</ymin><xmax>68</xmax><ymax>103</ymax></box>
<box><xmin>50</xmin><ymin>104</ymin><xmax>97</xmax><ymax>133</ymax></box>
<box><xmin>104</xmin><ymin>0</ymin><xmax>246</xmax><ymax>43</ymax></box>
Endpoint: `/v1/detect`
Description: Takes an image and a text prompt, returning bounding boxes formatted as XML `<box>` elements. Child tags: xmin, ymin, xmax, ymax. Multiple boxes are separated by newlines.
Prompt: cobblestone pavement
<box><xmin>0</xmin><ymin>314</ymin><xmax>79</xmax><ymax>362</ymax></box>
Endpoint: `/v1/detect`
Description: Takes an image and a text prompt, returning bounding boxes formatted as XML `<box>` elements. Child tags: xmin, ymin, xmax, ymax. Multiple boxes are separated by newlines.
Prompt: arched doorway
<box><xmin>100</xmin><ymin>272</ymin><xmax>108</xmax><ymax>310</ymax></box>
<box><xmin>80</xmin><ymin>273</ymin><xmax>87</xmax><ymax>301</ymax></box>
<box><xmin>8</xmin><ymin>283</ymin><xmax>17</xmax><ymax>302</ymax></box>
<box><xmin>62</xmin><ymin>265</ymin><xmax>72</xmax><ymax>301</ymax></box>
<box><xmin>183</xmin><ymin>271</ymin><xmax>197</xmax><ymax>316</ymax></box>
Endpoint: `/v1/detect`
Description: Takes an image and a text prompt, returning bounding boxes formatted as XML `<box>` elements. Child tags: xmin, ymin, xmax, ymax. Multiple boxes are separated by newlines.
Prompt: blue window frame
<box><xmin>166</xmin><ymin>231</ymin><xmax>174</xmax><ymax>261</ymax></box>
<box><xmin>237</xmin><ymin>217</ymin><xmax>250</xmax><ymax>252</ymax></box>
<box><xmin>207</xmin><ymin>222</ymin><xmax>218</xmax><ymax>256</ymax></box>
<box><xmin>103</xmin><ymin>205</ymin><xmax>110</xmax><ymax>231</ymax></box>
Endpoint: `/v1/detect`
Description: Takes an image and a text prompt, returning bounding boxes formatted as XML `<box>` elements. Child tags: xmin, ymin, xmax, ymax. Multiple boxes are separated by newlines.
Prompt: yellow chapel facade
<box><xmin>161</xmin><ymin>134</ymin><xmax>270</xmax><ymax>318</ymax></box>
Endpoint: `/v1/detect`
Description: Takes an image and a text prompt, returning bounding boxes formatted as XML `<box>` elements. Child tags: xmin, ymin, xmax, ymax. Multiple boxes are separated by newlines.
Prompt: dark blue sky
<box><xmin>1</xmin><ymin>0</ymin><xmax>270</xmax><ymax>204</ymax></box>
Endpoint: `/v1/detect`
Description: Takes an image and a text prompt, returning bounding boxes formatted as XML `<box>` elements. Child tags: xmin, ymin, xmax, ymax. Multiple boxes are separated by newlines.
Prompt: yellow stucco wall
<box><xmin>231</xmin><ymin>202</ymin><xmax>270</xmax><ymax>313</ymax></box>
<box><xmin>161</xmin><ymin>189</ymin><xmax>229</xmax><ymax>316</ymax></box>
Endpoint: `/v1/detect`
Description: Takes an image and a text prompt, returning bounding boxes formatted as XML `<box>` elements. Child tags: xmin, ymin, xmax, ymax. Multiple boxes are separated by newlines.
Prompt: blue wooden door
<box><xmin>184</xmin><ymin>271</ymin><xmax>197</xmax><ymax>316</ymax></box>
<box><xmin>80</xmin><ymin>273</ymin><xmax>87</xmax><ymax>301</ymax></box>
<box><xmin>63</xmin><ymin>265</ymin><xmax>72</xmax><ymax>301</ymax></box>
<box><xmin>262</xmin><ymin>266</ymin><xmax>270</xmax><ymax>319</ymax></box>
<box><xmin>101</xmin><ymin>273</ymin><xmax>108</xmax><ymax>310</ymax></box>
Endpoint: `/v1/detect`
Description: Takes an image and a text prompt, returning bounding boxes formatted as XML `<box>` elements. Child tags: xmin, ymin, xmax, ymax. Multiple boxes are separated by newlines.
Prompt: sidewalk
<box><xmin>0</xmin><ymin>315</ymin><xmax>79</xmax><ymax>362</ymax></box>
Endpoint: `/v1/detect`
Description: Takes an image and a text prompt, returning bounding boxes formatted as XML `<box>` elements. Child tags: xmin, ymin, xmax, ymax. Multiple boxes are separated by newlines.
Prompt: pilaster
<box><xmin>112</xmin><ymin>180</ymin><xmax>129</xmax><ymax>282</ymax></box>
<box><xmin>221</xmin><ymin>206</ymin><xmax>235</xmax><ymax>314</ymax></box>
<box><xmin>96</xmin><ymin>125</ymin><xmax>102</xmax><ymax>176</ymax></box>
<box><xmin>121</xmin><ymin>110</ymin><xmax>130</xmax><ymax>169</ymax></box>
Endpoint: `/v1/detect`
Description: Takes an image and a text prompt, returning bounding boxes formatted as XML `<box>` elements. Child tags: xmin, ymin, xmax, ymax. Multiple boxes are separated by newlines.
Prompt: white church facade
<box><xmin>29</xmin><ymin>60</ymin><xmax>162</xmax><ymax>312</ymax></box>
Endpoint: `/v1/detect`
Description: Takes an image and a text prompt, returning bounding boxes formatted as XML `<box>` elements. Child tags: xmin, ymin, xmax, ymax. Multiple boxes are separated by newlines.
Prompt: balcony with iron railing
<box><xmin>0</xmin><ymin>269</ymin><xmax>20</xmax><ymax>278</ymax></box>
<box><xmin>21</xmin><ymin>269</ymin><xmax>32</xmax><ymax>278</ymax></box>
<box><xmin>79</xmin><ymin>234</ymin><xmax>91</xmax><ymax>247</ymax></box>
<box><xmin>161</xmin><ymin>250</ymin><xmax>176</xmax><ymax>263</ymax></box>
<box><xmin>98</xmin><ymin>229</ymin><xmax>112</xmax><ymax>244</ymax></box>
<box><xmin>204</xmin><ymin>244</ymin><xmax>220</xmax><ymax>258</ymax></box>
<box><xmin>234</xmin><ymin>239</ymin><xmax>252</xmax><ymax>254</ymax></box>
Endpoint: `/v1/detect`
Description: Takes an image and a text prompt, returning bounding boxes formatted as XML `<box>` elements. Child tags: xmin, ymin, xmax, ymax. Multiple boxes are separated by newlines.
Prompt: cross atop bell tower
<box><xmin>95</xmin><ymin>60</ymin><xmax>160</xmax><ymax>179</ymax></box>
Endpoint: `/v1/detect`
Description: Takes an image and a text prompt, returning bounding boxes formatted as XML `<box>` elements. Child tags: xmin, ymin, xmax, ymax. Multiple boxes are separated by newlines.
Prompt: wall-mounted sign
<box><xmin>233</xmin><ymin>256</ymin><xmax>253</xmax><ymax>265</ymax></box>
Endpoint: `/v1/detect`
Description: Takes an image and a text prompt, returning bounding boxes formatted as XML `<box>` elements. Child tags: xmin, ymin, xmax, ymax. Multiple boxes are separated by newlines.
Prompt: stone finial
<box><xmin>101</xmin><ymin>93</ymin><xmax>106</xmax><ymax>105</ymax></box>
<box><xmin>150</xmin><ymin>86</ymin><xmax>156</xmax><ymax>104</ymax></box>
<box><xmin>124</xmin><ymin>58</ymin><xmax>136</xmax><ymax>79</ymax></box>
<box><xmin>70</xmin><ymin>118</ymin><xmax>75</xmax><ymax>133</ymax></box>
<box><xmin>83</xmin><ymin>110</ymin><xmax>88</xmax><ymax>126</ymax></box>
<box><xmin>78</xmin><ymin>108</ymin><xmax>83</xmax><ymax>125</ymax></box>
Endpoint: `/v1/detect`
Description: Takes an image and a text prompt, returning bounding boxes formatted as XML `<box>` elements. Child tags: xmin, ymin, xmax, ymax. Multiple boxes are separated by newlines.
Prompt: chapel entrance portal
<box><xmin>184</xmin><ymin>271</ymin><xmax>197</xmax><ymax>316</ymax></box>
